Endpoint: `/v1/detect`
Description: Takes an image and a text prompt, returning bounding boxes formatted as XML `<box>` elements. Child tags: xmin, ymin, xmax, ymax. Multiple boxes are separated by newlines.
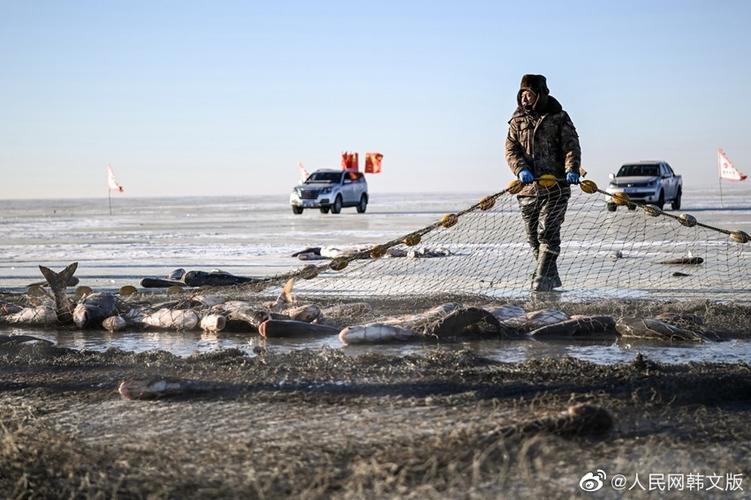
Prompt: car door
<box><xmin>660</xmin><ymin>164</ymin><xmax>671</xmax><ymax>199</ymax></box>
<box><xmin>664</xmin><ymin>163</ymin><xmax>676</xmax><ymax>199</ymax></box>
<box><xmin>665</xmin><ymin>163</ymin><xmax>677</xmax><ymax>198</ymax></box>
<box><xmin>340</xmin><ymin>172</ymin><xmax>353</xmax><ymax>204</ymax></box>
<box><xmin>343</xmin><ymin>172</ymin><xmax>358</xmax><ymax>204</ymax></box>
<box><xmin>351</xmin><ymin>172</ymin><xmax>365</xmax><ymax>202</ymax></box>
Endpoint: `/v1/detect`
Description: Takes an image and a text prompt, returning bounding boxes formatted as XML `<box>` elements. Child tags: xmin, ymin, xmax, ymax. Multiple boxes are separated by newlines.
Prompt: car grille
<box><xmin>614</xmin><ymin>182</ymin><xmax>650</xmax><ymax>188</ymax></box>
<box><xmin>301</xmin><ymin>191</ymin><xmax>318</xmax><ymax>199</ymax></box>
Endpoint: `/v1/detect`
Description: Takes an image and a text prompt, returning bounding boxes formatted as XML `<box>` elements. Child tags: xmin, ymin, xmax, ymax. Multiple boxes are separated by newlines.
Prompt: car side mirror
<box><xmin>608</xmin><ymin>173</ymin><xmax>615</xmax><ymax>180</ymax></box>
<box><xmin>343</xmin><ymin>178</ymin><xmax>351</xmax><ymax>184</ymax></box>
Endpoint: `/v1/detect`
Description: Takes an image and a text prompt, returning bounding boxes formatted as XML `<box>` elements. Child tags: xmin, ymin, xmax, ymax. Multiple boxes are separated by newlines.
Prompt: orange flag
<box><xmin>365</xmin><ymin>152</ymin><xmax>383</xmax><ymax>174</ymax></box>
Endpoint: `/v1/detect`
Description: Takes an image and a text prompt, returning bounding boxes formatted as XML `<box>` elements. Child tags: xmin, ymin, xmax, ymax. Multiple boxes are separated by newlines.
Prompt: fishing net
<box><xmin>3</xmin><ymin>178</ymin><xmax>750</xmax><ymax>335</ymax></box>
<box><xmin>245</xmin><ymin>178</ymin><xmax>751</xmax><ymax>302</ymax></box>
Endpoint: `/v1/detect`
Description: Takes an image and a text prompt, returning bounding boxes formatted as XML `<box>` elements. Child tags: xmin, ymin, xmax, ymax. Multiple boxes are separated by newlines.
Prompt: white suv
<box><xmin>606</xmin><ymin>161</ymin><xmax>682</xmax><ymax>211</ymax></box>
<box><xmin>290</xmin><ymin>169</ymin><xmax>368</xmax><ymax>214</ymax></box>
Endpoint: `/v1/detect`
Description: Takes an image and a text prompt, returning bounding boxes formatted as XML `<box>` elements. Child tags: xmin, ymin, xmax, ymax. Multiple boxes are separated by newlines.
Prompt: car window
<box><xmin>665</xmin><ymin>164</ymin><xmax>674</xmax><ymax>175</ymax></box>
<box><xmin>308</xmin><ymin>172</ymin><xmax>341</xmax><ymax>182</ymax></box>
<box><xmin>617</xmin><ymin>164</ymin><xmax>660</xmax><ymax>177</ymax></box>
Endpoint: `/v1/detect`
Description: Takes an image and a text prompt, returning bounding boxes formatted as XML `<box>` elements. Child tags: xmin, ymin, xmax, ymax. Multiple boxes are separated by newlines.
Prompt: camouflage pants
<box><xmin>518</xmin><ymin>190</ymin><xmax>570</xmax><ymax>290</ymax></box>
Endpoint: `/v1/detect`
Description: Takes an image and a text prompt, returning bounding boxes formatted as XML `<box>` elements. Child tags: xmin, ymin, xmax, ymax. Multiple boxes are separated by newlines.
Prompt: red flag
<box><xmin>107</xmin><ymin>164</ymin><xmax>124</xmax><ymax>192</ymax></box>
<box><xmin>365</xmin><ymin>152</ymin><xmax>383</xmax><ymax>174</ymax></box>
<box><xmin>341</xmin><ymin>151</ymin><xmax>359</xmax><ymax>172</ymax></box>
<box><xmin>719</xmin><ymin>149</ymin><xmax>747</xmax><ymax>181</ymax></box>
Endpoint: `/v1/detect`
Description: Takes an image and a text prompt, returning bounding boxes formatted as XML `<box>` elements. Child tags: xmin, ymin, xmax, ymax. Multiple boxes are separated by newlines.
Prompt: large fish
<box><xmin>73</xmin><ymin>292</ymin><xmax>119</xmax><ymax>329</ymax></box>
<box><xmin>118</xmin><ymin>377</ymin><xmax>213</xmax><ymax>400</ymax></box>
<box><xmin>616</xmin><ymin>317</ymin><xmax>706</xmax><ymax>342</ymax></box>
<box><xmin>285</xmin><ymin>304</ymin><xmax>323</xmax><ymax>323</ymax></box>
<box><xmin>140</xmin><ymin>277</ymin><xmax>186</xmax><ymax>288</ymax></box>
<box><xmin>339</xmin><ymin>304</ymin><xmax>503</xmax><ymax>345</ymax></box>
<box><xmin>500</xmin><ymin>309</ymin><xmax>569</xmax><ymax>333</ymax></box>
<box><xmin>428</xmin><ymin>307</ymin><xmax>506</xmax><ymax>339</ymax></box>
<box><xmin>379</xmin><ymin>303</ymin><xmax>461</xmax><ymax>335</ymax></box>
<box><xmin>2</xmin><ymin>303</ymin><xmax>57</xmax><ymax>326</ymax></box>
<box><xmin>528</xmin><ymin>315</ymin><xmax>617</xmax><ymax>340</ymax></box>
<box><xmin>183</xmin><ymin>270</ymin><xmax>260</xmax><ymax>287</ymax></box>
<box><xmin>484</xmin><ymin>304</ymin><xmax>526</xmax><ymax>321</ymax></box>
<box><xmin>126</xmin><ymin>308</ymin><xmax>200</xmax><ymax>330</ymax></box>
<box><xmin>191</xmin><ymin>295</ymin><xmax>225</xmax><ymax>307</ymax></box>
<box><xmin>339</xmin><ymin>323</ymin><xmax>416</xmax><ymax>345</ymax></box>
<box><xmin>0</xmin><ymin>300</ymin><xmax>23</xmax><ymax>316</ymax></box>
<box><xmin>38</xmin><ymin>263</ymin><xmax>78</xmax><ymax>324</ymax></box>
<box><xmin>292</xmin><ymin>247</ymin><xmax>324</xmax><ymax>260</ymax></box>
<box><xmin>200</xmin><ymin>313</ymin><xmax>227</xmax><ymax>333</ymax></box>
<box><xmin>168</xmin><ymin>268</ymin><xmax>186</xmax><ymax>281</ymax></box>
<box><xmin>336</xmin><ymin>304</ymin><xmax>459</xmax><ymax>343</ymax></box>
<box><xmin>217</xmin><ymin>301</ymin><xmax>284</xmax><ymax>332</ymax></box>
<box><xmin>258</xmin><ymin>319</ymin><xmax>339</xmax><ymax>338</ymax></box>
<box><xmin>102</xmin><ymin>315</ymin><xmax>127</xmax><ymax>332</ymax></box>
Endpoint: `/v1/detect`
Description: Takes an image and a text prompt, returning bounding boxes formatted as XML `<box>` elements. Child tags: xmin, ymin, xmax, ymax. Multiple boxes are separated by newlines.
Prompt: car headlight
<box><xmin>320</xmin><ymin>187</ymin><xmax>332</xmax><ymax>194</ymax></box>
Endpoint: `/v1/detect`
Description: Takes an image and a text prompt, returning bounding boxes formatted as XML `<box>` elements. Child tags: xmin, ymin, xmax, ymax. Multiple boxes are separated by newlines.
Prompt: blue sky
<box><xmin>1</xmin><ymin>0</ymin><xmax>750</xmax><ymax>198</ymax></box>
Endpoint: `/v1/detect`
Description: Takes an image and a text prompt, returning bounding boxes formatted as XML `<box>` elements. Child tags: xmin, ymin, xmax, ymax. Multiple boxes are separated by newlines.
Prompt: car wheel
<box><xmin>292</xmin><ymin>206</ymin><xmax>303</xmax><ymax>215</ymax></box>
<box><xmin>671</xmin><ymin>190</ymin><xmax>682</xmax><ymax>210</ymax></box>
<box><xmin>331</xmin><ymin>195</ymin><xmax>342</xmax><ymax>214</ymax></box>
<box><xmin>320</xmin><ymin>207</ymin><xmax>330</xmax><ymax>214</ymax></box>
<box><xmin>356</xmin><ymin>194</ymin><xmax>368</xmax><ymax>213</ymax></box>
<box><xmin>656</xmin><ymin>191</ymin><xmax>665</xmax><ymax>210</ymax></box>
<box><xmin>606</xmin><ymin>203</ymin><xmax>617</xmax><ymax>212</ymax></box>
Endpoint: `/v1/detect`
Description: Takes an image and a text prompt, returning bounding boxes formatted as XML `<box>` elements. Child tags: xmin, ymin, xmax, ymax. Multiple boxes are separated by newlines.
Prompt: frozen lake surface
<box><xmin>2</xmin><ymin>187</ymin><xmax>751</xmax><ymax>363</ymax></box>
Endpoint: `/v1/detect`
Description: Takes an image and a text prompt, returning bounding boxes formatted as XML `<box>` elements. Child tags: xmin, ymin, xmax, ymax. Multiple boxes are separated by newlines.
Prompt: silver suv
<box><xmin>290</xmin><ymin>169</ymin><xmax>368</xmax><ymax>214</ymax></box>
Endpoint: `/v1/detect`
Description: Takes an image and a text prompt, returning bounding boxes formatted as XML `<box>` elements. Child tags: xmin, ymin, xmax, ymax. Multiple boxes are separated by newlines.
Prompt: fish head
<box><xmin>251</xmin><ymin>310</ymin><xmax>271</xmax><ymax>325</ymax></box>
<box><xmin>73</xmin><ymin>304</ymin><xmax>93</xmax><ymax>328</ymax></box>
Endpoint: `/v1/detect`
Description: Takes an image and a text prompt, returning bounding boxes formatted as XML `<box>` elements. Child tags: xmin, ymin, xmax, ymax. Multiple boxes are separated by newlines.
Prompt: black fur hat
<box><xmin>517</xmin><ymin>74</ymin><xmax>550</xmax><ymax>110</ymax></box>
<box><xmin>519</xmin><ymin>74</ymin><xmax>549</xmax><ymax>95</ymax></box>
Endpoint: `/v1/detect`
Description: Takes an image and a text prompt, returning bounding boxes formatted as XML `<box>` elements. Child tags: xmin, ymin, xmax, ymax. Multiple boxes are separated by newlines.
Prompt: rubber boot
<box><xmin>550</xmin><ymin>262</ymin><xmax>562</xmax><ymax>289</ymax></box>
<box><xmin>529</xmin><ymin>247</ymin><xmax>539</xmax><ymax>290</ymax></box>
<box><xmin>532</xmin><ymin>249</ymin><xmax>561</xmax><ymax>292</ymax></box>
<box><xmin>532</xmin><ymin>247</ymin><xmax>562</xmax><ymax>288</ymax></box>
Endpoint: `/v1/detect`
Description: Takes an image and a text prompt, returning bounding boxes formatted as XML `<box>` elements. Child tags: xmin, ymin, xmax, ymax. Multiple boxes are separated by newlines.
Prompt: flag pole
<box><xmin>718</xmin><ymin>149</ymin><xmax>725</xmax><ymax>209</ymax></box>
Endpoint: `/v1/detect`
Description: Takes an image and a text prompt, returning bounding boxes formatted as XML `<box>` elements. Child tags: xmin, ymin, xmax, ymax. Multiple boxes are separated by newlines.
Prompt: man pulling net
<box><xmin>505</xmin><ymin>74</ymin><xmax>582</xmax><ymax>292</ymax></box>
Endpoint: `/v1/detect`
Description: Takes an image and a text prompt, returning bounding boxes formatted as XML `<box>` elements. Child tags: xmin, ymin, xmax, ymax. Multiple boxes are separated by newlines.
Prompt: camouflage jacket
<box><xmin>505</xmin><ymin>96</ymin><xmax>581</xmax><ymax>196</ymax></box>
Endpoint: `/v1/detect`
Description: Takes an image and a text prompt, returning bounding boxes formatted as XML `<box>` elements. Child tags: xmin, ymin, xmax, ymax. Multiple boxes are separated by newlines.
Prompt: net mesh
<box><xmin>3</xmin><ymin>182</ymin><xmax>751</xmax><ymax>334</ymax></box>
<box><xmin>250</xmin><ymin>182</ymin><xmax>751</xmax><ymax>302</ymax></box>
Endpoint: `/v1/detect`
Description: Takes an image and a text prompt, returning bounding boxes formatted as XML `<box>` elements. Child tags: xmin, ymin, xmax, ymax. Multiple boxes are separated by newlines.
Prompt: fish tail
<box><xmin>38</xmin><ymin>263</ymin><xmax>77</xmax><ymax>323</ymax></box>
<box><xmin>39</xmin><ymin>262</ymin><xmax>78</xmax><ymax>292</ymax></box>
<box><xmin>281</xmin><ymin>278</ymin><xmax>296</xmax><ymax>305</ymax></box>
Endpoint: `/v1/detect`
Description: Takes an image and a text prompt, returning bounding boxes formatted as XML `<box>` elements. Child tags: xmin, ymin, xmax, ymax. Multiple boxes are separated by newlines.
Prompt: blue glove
<box><xmin>566</xmin><ymin>171</ymin><xmax>580</xmax><ymax>185</ymax></box>
<box><xmin>518</xmin><ymin>169</ymin><xmax>534</xmax><ymax>184</ymax></box>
